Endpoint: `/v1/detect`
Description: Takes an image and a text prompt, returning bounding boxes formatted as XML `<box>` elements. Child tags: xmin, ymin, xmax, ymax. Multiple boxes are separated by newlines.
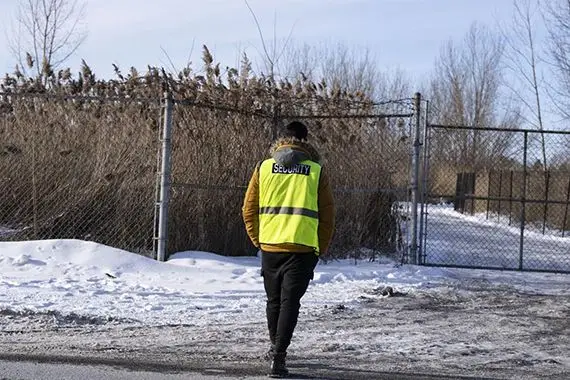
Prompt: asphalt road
<box><xmin>0</xmin><ymin>355</ymin><xmax>497</xmax><ymax>380</ymax></box>
<box><xmin>0</xmin><ymin>359</ymin><xmax>235</xmax><ymax>380</ymax></box>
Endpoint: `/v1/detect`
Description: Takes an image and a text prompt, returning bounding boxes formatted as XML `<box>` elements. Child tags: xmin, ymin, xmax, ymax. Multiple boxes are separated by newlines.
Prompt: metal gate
<box><xmin>154</xmin><ymin>91</ymin><xmax>419</xmax><ymax>262</ymax></box>
<box><xmin>419</xmin><ymin>124</ymin><xmax>570</xmax><ymax>273</ymax></box>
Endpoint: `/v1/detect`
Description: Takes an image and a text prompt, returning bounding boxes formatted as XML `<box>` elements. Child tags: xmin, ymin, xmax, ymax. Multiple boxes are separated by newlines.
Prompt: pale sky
<box><xmin>0</xmin><ymin>0</ymin><xmax>526</xmax><ymax>82</ymax></box>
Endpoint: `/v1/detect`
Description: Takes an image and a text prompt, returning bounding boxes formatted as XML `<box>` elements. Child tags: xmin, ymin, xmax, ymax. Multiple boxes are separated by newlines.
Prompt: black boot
<box><xmin>269</xmin><ymin>352</ymin><xmax>288</xmax><ymax>378</ymax></box>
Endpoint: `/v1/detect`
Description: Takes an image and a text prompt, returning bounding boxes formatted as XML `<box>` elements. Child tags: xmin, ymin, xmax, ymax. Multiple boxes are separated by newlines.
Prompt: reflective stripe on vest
<box><xmin>258</xmin><ymin>158</ymin><xmax>321</xmax><ymax>253</ymax></box>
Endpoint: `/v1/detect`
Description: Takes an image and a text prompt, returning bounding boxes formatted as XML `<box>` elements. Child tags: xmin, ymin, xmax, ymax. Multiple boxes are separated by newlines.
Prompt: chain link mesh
<box><xmin>424</xmin><ymin>125</ymin><xmax>570</xmax><ymax>272</ymax></box>
<box><xmin>0</xmin><ymin>93</ymin><xmax>161</xmax><ymax>255</ymax></box>
<box><xmin>168</xmin><ymin>105</ymin><xmax>273</xmax><ymax>256</ymax></box>
<box><xmin>168</xmin><ymin>98</ymin><xmax>415</xmax><ymax>260</ymax></box>
<box><xmin>4</xmin><ymin>90</ymin><xmax>567</xmax><ymax>272</ymax></box>
<box><xmin>1</xmin><ymin>91</ymin><xmax>415</xmax><ymax>261</ymax></box>
<box><xmin>305</xmin><ymin>102</ymin><xmax>414</xmax><ymax>260</ymax></box>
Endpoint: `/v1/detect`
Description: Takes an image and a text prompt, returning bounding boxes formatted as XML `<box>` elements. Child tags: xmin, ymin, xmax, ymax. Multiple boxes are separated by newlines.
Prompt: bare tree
<box><xmin>243</xmin><ymin>0</ymin><xmax>295</xmax><ymax>80</ymax></box>
<box><xmin>279</xmin><ymin>42</ymin><xmax>318</xmax><ymax>81</ymax></box>
<box><xmin>8</xmin><ymin>0</ymin><xmax>87</xmax><ymax>80</ymax></box>
<box><xmin>240</xmin><ymin>2</ymin><xmax>406</xmax><ymax>102</ymax></box>
<box><xmin>318</xmin><ymin>43</ymin><xmax>379</xmax><ymax>98</ymax></box>
<box><xmin>429</xmin><ymin>23</ymin><xmax>520</xmax><ymax>170</ymax></box>
<box><xmin>280</xmin><ymin>41</ymin><xmax>411</xmax><ymax>102</ymax></box>
<box><xmin>502</xmin><ymin>0</ymin><xmax>548</xmax><ymax>169</ymax></box>
<box><xmin>544</xmin><ymin>0</ymin><xmax>570</xmax><ymax>120</ymax></box>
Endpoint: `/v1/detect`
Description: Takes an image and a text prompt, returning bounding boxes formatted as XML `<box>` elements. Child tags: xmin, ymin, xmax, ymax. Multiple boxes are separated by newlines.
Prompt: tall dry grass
<box><xmin>0</xmin><ymin>96</ymin><xmax>160</xmax><ymax>252</ymax></box>
<box><xmin>0</xmin><ymin>50</ymin><xmax>412</xmax><ymax>258</ymax></box>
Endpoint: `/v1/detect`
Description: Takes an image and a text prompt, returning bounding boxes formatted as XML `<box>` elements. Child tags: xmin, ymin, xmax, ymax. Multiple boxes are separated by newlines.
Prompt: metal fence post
<box><xmin>418</xmin><ymin>99</ymin><xmax>430</xmax><ymax>264</ymax></box>
<box><xmin>157</xmin><ymin>92</ymin><xmax>174</xmax><ymax>262</ymax></box>
<box><xmin>518</xmin><ymin>131</ymin><xmax>528</xmax><ymax>270</ymax></box>
<box><xmin>409</xmin><ymin>92</ymin><xmax>422</xmax><ymax>265</ymax></box>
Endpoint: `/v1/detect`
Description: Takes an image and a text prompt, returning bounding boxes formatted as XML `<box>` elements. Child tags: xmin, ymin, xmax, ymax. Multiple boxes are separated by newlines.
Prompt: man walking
<box><xmin>242</xmin><ymin>121</ymin><xmax>335</xmax><ymax>378</ymax></box>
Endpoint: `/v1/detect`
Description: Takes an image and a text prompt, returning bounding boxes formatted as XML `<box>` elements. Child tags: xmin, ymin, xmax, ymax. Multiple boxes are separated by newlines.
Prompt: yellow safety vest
<box><xmin>258</xmin><ymin>158</ymin><xmax>321</xmax><ymax>253</ymax></box>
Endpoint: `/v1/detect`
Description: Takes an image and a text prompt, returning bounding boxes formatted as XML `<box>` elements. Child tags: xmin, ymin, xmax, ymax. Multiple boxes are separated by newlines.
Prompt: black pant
<box><xmin>261</xmin><ymin>251</ymin><xmax>318</xmax><ymax>354</ymax></box>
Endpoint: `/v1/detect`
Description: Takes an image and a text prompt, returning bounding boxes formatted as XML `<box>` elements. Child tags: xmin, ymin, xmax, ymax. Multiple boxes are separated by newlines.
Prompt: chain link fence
<box><xmin>422</xmin><ymin>124</ymin><xmax>570</xmax><ymax>273</ymax></box>
<box><xmin>167</xmin><ymin>103</ymin><xmax>273</xmax><ymax>257</ymax></box>
<box><xmin>0</xmin><ymin>92</ymin><xmax>161</xmax><ymax>255</ymax></box>
<box><xmin>1</xmin><ymin>90</ymin><xmax>417</xmax><ymax>263</ymax></box>
<box><xmin>3</xmin><ymin>89</ymin><xmax>568</xmax><ymax>273</ymax></box>
<box><xmin>167</xmin><ymin>96</ymin><xmax>417</xmax><ymax>261</ymax></box>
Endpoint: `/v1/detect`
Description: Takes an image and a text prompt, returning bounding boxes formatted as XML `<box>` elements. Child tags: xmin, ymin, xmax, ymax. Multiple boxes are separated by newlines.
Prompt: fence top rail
<box><xmin>429</xmin><ymin>123</ymin><xmax>570</xmax><ymax>135</ymax></box>
<box><xmin>280</xmin><ymin>112</ymin><xmax>414</xmax><ymax>120</ymax></box>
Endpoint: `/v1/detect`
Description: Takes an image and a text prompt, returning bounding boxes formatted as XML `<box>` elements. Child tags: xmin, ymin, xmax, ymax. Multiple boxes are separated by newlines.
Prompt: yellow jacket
<box><xmin>242</xmin><ymin>138</ymin><xmax>335</xmax><ymax>255</ymax></box>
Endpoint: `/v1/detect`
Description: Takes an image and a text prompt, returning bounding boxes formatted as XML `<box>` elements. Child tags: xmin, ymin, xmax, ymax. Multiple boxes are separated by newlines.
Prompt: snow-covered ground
<box><xmin>424</xmin><ymin>204</ymin><xmax>570</xmax><ymax>272</ymax></box>
<box><xmin>0</xmin><ymin>207</ymin><xmax>569</xmax><ymax>379</ymax></box>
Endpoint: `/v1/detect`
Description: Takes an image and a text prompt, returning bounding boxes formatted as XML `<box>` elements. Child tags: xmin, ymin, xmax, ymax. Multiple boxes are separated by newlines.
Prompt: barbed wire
<box><xmin>0</xmin><ymin>91</ymin><xmax>162</xmax><ymax>104</ymax></box>
<box><xmin>0</xmin><ymin>91</ymin><xmax>419</xmax><ymax>118</ymax></box>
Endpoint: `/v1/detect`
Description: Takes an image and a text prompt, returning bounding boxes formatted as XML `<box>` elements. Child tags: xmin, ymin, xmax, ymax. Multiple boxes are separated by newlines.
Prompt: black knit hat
<box><xmin>283</xmin><ymin>121</ymin><xmax>308</xmax><ymax>140</ymax></box>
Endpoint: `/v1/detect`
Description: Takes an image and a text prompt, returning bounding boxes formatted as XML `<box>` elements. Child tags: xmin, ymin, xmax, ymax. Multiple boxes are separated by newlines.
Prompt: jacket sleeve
<box><xmin>242</xmin><ymin>165</ymin><xmax>260</xmax><ymax>247</ymax></box>
<box><xmin>318</xmin><ymin>168</ymin><xmax>335</xmax><ymax>255</ymax></box>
